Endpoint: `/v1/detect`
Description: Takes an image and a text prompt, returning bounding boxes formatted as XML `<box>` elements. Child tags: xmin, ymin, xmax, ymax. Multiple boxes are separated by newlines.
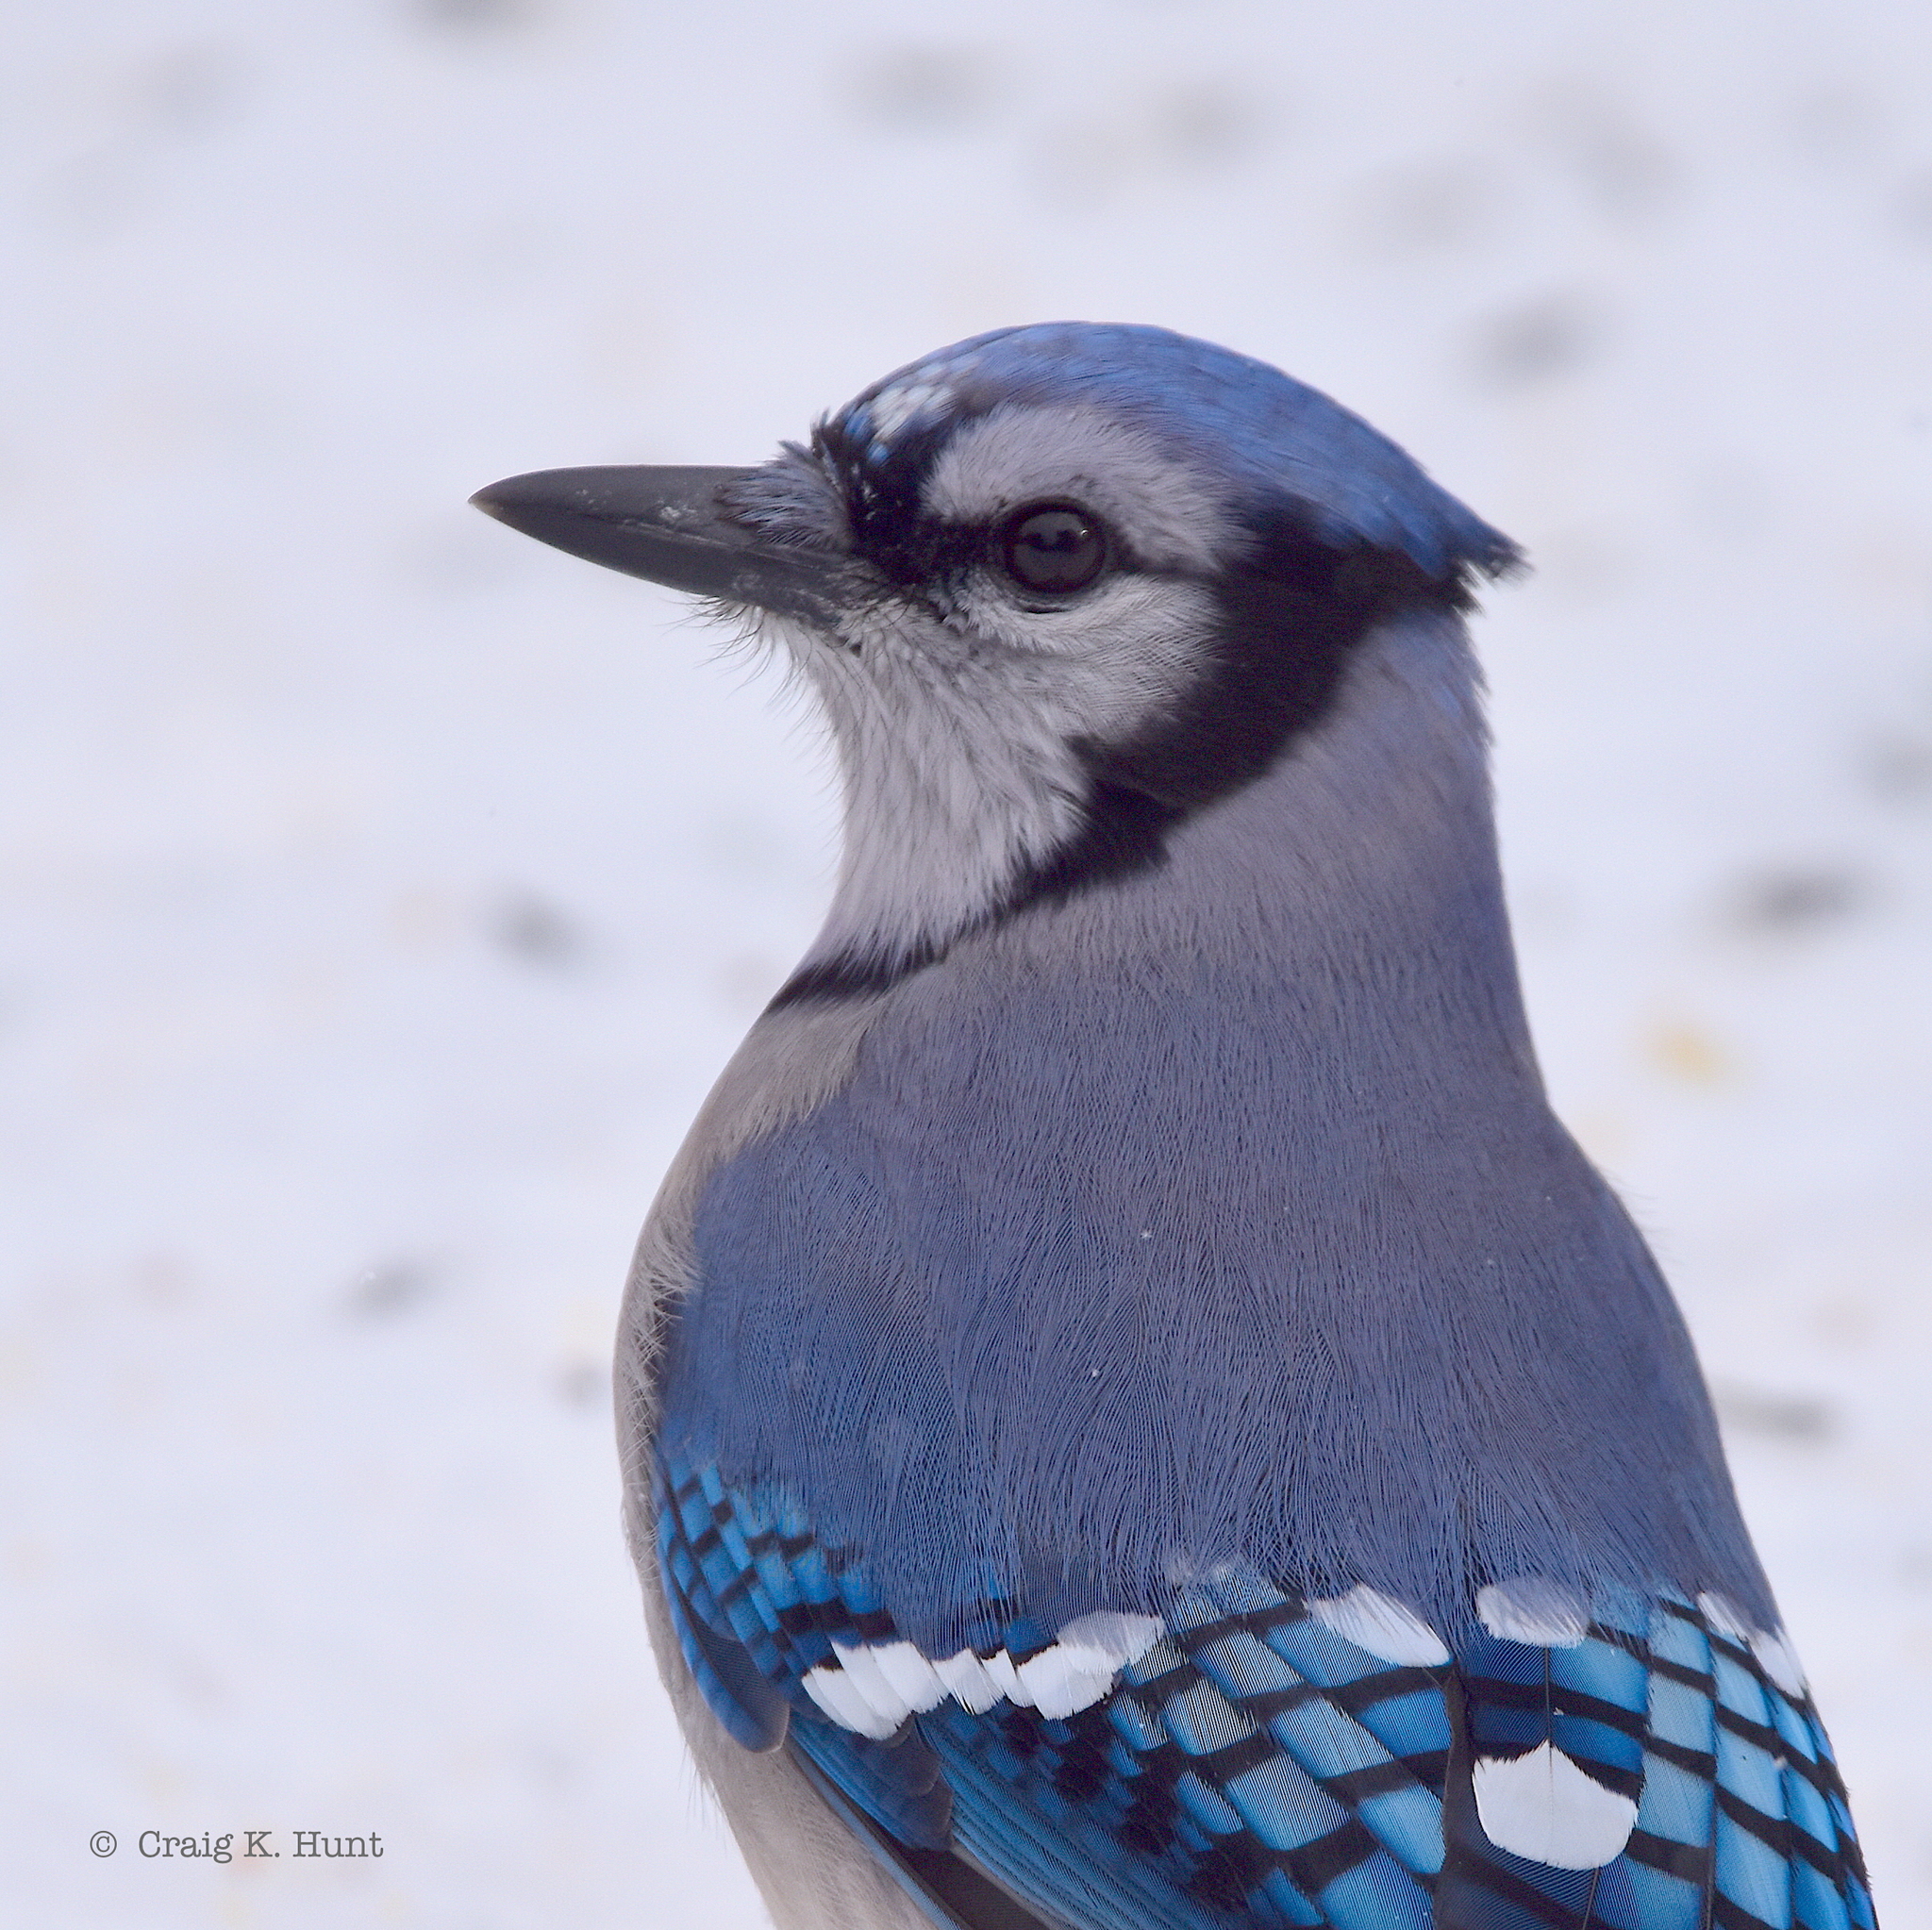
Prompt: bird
<box><xmin>472</xmin><ymin>323</ymin><xmax>1874</xmax><ymax>1930</ymax></box>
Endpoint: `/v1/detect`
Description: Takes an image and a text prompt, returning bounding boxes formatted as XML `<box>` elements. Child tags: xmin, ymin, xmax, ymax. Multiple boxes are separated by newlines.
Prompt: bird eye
<box><xmin>998</xmin><ymin>504</ymin><xmax>1107</xmax><ymax>594</ymax></box>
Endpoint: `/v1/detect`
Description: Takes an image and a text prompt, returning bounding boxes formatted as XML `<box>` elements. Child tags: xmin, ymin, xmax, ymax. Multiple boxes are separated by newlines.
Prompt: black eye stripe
<box><xmin>999</xmin><ymin>502</ymin><xmax>1108</xmax><ymax>594</ymax></box>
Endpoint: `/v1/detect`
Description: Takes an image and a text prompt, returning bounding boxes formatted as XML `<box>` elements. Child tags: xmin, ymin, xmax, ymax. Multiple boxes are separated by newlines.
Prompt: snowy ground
<box><xmin>4</xmin><ymin>2</ymin><xmax>1929</xmax><ymax>1924</ymax></box>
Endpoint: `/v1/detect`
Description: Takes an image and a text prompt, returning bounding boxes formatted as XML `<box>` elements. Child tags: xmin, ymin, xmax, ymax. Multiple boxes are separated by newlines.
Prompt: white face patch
<box><xmin>923</xmin><ymin>402</ymin><xmax>1232</xmax><ymax>575</ymax></box>
<box><xmin>742</xmin><ymin>398</ymin><xmax>1264</xmax><ymax>980</ymax></box>
<box><xmin>1475</xmin><ymin>1577</ymin><xmax>1591</xmax><ymax>1649</ymax></box>
<box><xmin>798</xmin><ymin>1611</ymin><xmax>1164</xmax><ymax>1740</ymax></box>
<box><xmin>776</xmin><ymin>561</ymin><xmax>1222</xmax><ymax>974</ymax></box>
<box><xmin>1305</xmin><ymin>1586</ymin><xmax>1451</xmax><ymax>1668</ymax></box>
<box><xmin>1472</xmin><ymin>1743</ymin><xmax>1640</xmax><ymax>1870</ymax></box>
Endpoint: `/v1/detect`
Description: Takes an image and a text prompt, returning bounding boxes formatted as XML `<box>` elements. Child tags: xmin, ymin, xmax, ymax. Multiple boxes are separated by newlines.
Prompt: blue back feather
<box><xmin>660</xmin><ymin>893</ymin><xmax>1766</xmax><ymax>1649</ymax></box>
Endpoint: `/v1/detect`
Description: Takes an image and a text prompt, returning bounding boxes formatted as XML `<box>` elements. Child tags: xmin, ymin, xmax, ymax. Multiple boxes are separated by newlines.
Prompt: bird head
<box><xmin>474</xmin><ymin>323</ymin><xmax>1519</xmax><ymax>989</ymax></box>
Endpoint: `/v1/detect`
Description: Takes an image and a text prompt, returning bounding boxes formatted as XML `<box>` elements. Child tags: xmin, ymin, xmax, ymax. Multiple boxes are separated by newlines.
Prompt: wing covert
<box><xmin>656</xmin><ymin>1452</ymin><xmax>1874</xmax><ymax>1930</ymax></box>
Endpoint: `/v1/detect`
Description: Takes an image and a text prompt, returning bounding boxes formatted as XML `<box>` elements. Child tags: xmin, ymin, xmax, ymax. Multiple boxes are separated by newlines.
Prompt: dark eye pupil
<box><xmin>1000</xmin><ymin>505</ymin><xmax>1106</xmax><ymax>592</ymax></box>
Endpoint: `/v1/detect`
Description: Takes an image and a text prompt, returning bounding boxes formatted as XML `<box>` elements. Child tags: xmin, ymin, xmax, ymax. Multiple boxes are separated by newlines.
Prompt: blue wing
<box><xmin>1441</xmin><ymin>1593</ymin><xmax>1872</xmax><ymax>1930</ymax></box>
<box><xmin>656</xmin><ymin>1450</ymin><xmax>1874</xmax><ymax>1930</ymax></box>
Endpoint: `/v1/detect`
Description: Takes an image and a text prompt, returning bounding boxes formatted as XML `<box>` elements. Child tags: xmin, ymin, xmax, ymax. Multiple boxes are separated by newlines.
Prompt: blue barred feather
<box><xmin>658</xmin><ymin>1453</ymin><xmax>1874</xmax><ymax>1930</ymax></box>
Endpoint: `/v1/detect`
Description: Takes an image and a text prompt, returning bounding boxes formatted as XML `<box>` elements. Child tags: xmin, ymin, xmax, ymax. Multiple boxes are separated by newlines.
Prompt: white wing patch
<box><xmin>1694</xmin><ymin>1591</ymin><xmax>1807</xmax><ymax>1697</ymax></box>
<box><xmin>1751</xmin><ymin>1626</ymin><xmax>1808</xmax><ymax>1700</ymax></box>
<box><xmin>1473</xmin><ymin>1742</ymin><xmax>1640</xmax><ymax>1870</ymax></box>
<box><xmin>1305</xmin><ymin>1585</ymin><xmax>1451</xmax><ymax>1667</ymax></box>
<box><xmin>1695</xmin><ymin>1589</ymin><xmax>1751</xmax><ymax>1642</ymax></box>
<box><xmin>801</xmin><ymin>1611</ymin><xmax>1164</xmax><ymax>1739</ymax></box>
<box><xmin>930</xmin><ymin>1646</ymin><xmax>1006</xmax><ymax>1714</ymax></box>
<box><xmin>1475</xmin><ymin>1577</ymin><xmax>1591</xmax><ymax>1648</ymax></box>
<box><xmin>1024</xmin><ymin>1611</ymin><xmax>1172</xmax><ymax>1718</ymax></box>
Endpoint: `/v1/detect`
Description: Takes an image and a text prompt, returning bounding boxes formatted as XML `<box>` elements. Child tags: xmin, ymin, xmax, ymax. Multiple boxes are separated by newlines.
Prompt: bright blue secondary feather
<box><xmin>657</xmin><ymin>1450</ymin><xmax>1874</xmax><ymax>1930</ymax></box>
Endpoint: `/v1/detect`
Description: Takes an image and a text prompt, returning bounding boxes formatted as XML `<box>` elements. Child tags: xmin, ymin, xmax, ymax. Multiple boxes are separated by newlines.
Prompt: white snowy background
<box><xmin>5</xmin><ymin>1</ymin><xmax>1929</xmax><ymax>1924</ymax></box>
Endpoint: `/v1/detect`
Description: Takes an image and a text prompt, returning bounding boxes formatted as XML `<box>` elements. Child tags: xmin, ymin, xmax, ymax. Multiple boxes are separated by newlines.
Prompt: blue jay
<box><xmin>474</xmin><ymin>324</ymin><xmax>1874</xmax><ymax>1930</ymax></box>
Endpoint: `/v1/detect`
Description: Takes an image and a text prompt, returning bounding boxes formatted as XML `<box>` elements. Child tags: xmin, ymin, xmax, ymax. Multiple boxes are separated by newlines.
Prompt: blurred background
<box><xmin>4</xmin><ymin>1</ymin><xmax>1928</xmax><ymax>1923</ymax></box>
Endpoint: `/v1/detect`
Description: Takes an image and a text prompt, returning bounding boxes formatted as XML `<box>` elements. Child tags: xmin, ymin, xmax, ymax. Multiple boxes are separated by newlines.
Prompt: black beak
<box><xmin>470</xmin><ymin>465</ymin><xmax>844</xmax><ymax>624</ymax></box>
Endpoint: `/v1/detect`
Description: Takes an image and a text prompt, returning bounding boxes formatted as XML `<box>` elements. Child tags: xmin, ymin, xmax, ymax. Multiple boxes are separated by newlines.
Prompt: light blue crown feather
<box><xmin>824</xmin><ymin>322</ymin><xmax>1520</xmax><ymax>582</ymax></box>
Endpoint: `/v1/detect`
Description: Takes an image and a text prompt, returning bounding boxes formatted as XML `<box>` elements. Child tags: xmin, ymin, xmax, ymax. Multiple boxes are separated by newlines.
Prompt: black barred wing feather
<box><xmin>1437</xmin><ymin>1593</ymin><xmax>1871</xmax><ymax>1930</ymax></box>
<box><xmin>656</xmin><ymin>1456</ymin><xmax>1874</xmax><ymax>1930</ymax></box>
<box><xmin>916</xmin><ymin>1572</ymin><xmax>1455</xmax><ymax>1930</ymax></box>
<box><xmin>1641</xmin><ymin>1596</ymin><xmax>1868</xmax><ymax>1930</ymax></box>
<box><xmin>657</xmin><ymin>1457</ymin><xmax>1447</xmax><ymax>1927</ymax></box>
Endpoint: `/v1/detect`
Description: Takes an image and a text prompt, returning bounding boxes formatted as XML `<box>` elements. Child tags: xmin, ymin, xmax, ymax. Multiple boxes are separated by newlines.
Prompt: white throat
<box><xmin>773</xmin><ymin>570</ymin><xmax>1222</xmax><ymax>974</ymax></box>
